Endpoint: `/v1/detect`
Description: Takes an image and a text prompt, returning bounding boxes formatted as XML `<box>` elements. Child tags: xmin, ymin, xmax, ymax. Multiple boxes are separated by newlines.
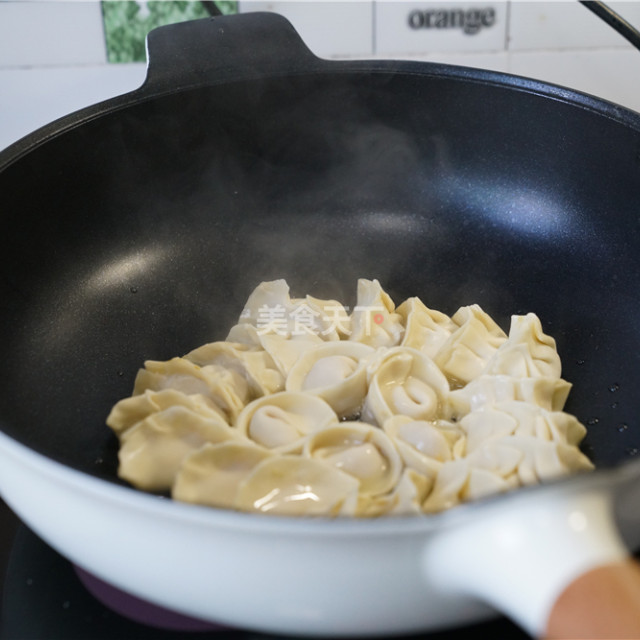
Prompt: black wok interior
<box><xmin>1</xmin><ymin>64</ymin><xmax>640</xmax><ymax>484</ymax></box>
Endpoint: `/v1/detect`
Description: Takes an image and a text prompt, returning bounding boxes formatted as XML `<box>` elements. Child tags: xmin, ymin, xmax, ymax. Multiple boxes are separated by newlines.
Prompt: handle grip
<box><xmin>546</xmin><ymin>559</ymin><xmax>640</xmax><ymax>639</ymax></box>
<box><xmin>142</xmin><ymin>12</ymin><xmax>323</xmax><ymax>95</ymax></box>
<box><xmin>422</xmin><ymin>482</ymin><xmax>631</xmax><ymax>638</ymax></box>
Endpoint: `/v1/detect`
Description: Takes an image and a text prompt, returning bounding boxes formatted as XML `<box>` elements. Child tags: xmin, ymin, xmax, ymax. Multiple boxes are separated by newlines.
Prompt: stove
<box><xmin>0</xmin><ymin>498</ymin><xmax>528</xmax><ymax>640</ymax></box>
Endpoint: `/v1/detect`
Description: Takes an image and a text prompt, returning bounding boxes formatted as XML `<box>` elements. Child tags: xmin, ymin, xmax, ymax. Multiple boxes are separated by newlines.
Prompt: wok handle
<box><xmin>545</xmin><ymin>559</ymin><xmax>640</xmax><ymax>639</ymax></box>
<box><xmin>422</xmin><ymin>484</ymin><xmax>631</xmax><ymax>638</ymax></box>
<box><xmin>141</xmin><ymin>12</ymin><xmax>323</xmax><ymax>94</ymax></box>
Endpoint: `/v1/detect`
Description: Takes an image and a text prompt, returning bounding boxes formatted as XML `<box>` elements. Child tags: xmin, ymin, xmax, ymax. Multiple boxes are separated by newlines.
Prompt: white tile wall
<box><xmin>0</xmin><ymin>64</ymin><xmax>145</xmax><ymax>150</ymax></box>
<box><xmin>2</xmin><ymin>0</ymin><xmax>640</xmax><ymax>152</ymax></box>
<box><xmin>0</xmin><ymin>1</ymin><xmax>106</xmax><ymax>67</ymax></box>
<box><xmin>238</xmin><ymin>1</ymin><xmax>373</xmax><ymax>57</ymax></box>
<box><xmin>2</xmin><ymin>1</ymin><xmax>639</xmax><ymax>66</ymax></box>
<box><xmin>375</xmin><ymin>2</ymin><xmax>508</xmax><ymax>55</ymax></box>
<box><xmin>508</xmin><ymin>1</ymin><xmax>640</xmax><ymax>51</ymax></box>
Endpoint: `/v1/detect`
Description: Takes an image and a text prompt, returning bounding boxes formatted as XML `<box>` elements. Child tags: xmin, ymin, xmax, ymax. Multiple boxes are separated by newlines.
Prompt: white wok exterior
<box><xmin>1</xmin><ymin>430</ymin><xmax>639</xmax><ymax>637</ymax></box>
<box><xmin>0</xmin><ymin>431</ymin><xmax>494</xmax><ymax>636</ymax></box>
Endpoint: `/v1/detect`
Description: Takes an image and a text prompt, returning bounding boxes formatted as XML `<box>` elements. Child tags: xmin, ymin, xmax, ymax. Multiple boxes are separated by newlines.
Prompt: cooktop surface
<box><xmin>0</xmin><ymin>499</ymin><xmax>530</xmax><ymax>640</ymax></box>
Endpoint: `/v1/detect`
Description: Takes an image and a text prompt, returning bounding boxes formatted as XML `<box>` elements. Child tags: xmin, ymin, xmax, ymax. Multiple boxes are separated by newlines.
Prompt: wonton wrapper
<box><xmin>348</xmin><ymin>279</ymin><xmax>405</xmax><ymax>348</ymax></box>
<box><xmin>172</xmin><ymin>441</ymin><xmax>272</xmax><ymax>509</ymax></box>
<box><xmin>421</xmin><ymin>460</ymin><xmax>512</xmax><ymax>513</ymax></box>
<box><xmin>184</xmin><ymin>340</ymin><xmax>284</xmax><ymax>397</ymax></box>
<box><xmin>225</xmin><ymin>322</ymin><xmax>262</xmax><ymax>347</ymax></box>
<box><xmin>225</xmin><ymin>322</ymin><xmax>324</xmax><ymax>373</ymax></box>
<box><xmin>447</xmin><ymin>374</ymin><xmax>572</xmax><ymax>418</ymax></box>
<box><xmin>230</xmin><ymin>279</ymin><xmax>350</xmax><ymax>341</ymax></box>
<box><xmin>464</xmin><ymin>440</ymin><xmax>524</xmax><ymax>479</ymax></box>
<box><xmin>285</xmin><ymin>342</ymin><xmax>375</xmax><ymax>417</ymax></box>
<box><xmin>396</xmin><ymin>297</ymin><xmax>456</xmax><ymax>358</ymax></box>
<box><xmin>106</xmin><ymin>388</ymin><xmax>226</xmax><ymax>435</ymax></box>
<box><xmin>467</xmin><ymin>434</ymin><xmax>594</xmax><ymax>488</ymax></box>
<box><xmin>235</xmin><ymin>391</ymin><xmax>338</xmax><ymax>452</ymax></box>
<box><xmin>233</xmin><ymin>279</ymin><xmax>293</xmax><ymax>333</ymax></box>
<box><xmin>235</xmin><ymin>455</ymin><xmax>360</xmax><ymax>516</ymax></box>
<box><xmin>383</xmin><ymin>415</ymin><xmax>464</xmax><ymax>478</ymax></box>
<box><xmin>118</xmin><ymin>405</ymin><xmax>238</xmax><ymax>491</ymax></box>
<box><xmin>460</xmin><ymin>400</ymin><xmax>587</xmax><ymax>454</ymax></box>
<box><xmin>256</xmin><ymin>332</ymin><xmax>324</xmax><ymax>377</ymax></box>
<box><xmin>291</xmin><ymin>294</ymin><xmax>351</xmax><ymax>341</ymax></box>
<box><xmin>484</xmin><ymin>313</ymin><xmax>562</xmax><ymax>379</ymax></box>
<box><xmin>434</xmin><ymin>304</ymin><xmax>507</xmax><ymax>385</ymax></box>
<box><xmin>133</xmin><ymin>357</ymin><xmax>250</xmax><ymax>424</ymax></box>
<box><xmin>362</xmin><ymin>346</ymin><xmax>450</xmax><ymax>426</ymax></box>
<box><xmin>503</xmin><ymin>435</ymin><xmax>594</xmax><ymax>485</ymax></box>
<box><xmin>303</xmin><ymin>421</ymin><xmax>403</xmax><ymax>497</ymax></box>
<box><xmin>358</xmin><ymin>468</ymin><xmax>432</xmax><ymax>517</ymax></box>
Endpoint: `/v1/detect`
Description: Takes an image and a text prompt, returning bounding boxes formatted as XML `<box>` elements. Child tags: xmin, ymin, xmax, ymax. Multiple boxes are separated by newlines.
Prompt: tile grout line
<box><xmin>505</xmin><ymin>0</ymin><xmax>511</xmax><ymax>53</ymax></box>
<box><xmin>372</xmin><ymin>0</ymin><xmax>377</xmax><ymax>56</ymax></box>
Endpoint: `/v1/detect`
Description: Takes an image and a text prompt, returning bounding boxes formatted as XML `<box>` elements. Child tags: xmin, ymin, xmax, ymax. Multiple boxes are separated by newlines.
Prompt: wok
<box><xmin>1</xmin><ymin>11</ymin><xmax>640</xmax><ymax>638</ymax></box>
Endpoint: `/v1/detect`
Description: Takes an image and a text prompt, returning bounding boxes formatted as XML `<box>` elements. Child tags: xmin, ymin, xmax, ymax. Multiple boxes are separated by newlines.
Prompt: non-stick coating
<box><xmin>1</xmin><ymin>64</ymin><xmax>640</xmax><ymax>484</ymax></box>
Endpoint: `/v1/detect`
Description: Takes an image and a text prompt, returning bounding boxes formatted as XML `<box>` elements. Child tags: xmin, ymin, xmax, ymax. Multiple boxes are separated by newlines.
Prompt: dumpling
<box><xmin>383</xmin><ymin>415</ymin><xmax>463</xmax><ymax>478</ymax></box>
<box><xmin>231</xmin><ymin>279</ymin><xmax>293</xmax><ymax>336</ymax></box>
<box><xmin>447</xmin><ymin>374</ymin><xmax>572</xmax><ymax>418</ymax></box>
<box><xmin>118</xmin><ymin>405</ymin><xmax>238</xmax><ymax>491</ymax></box>
<box><xmin>184</xmin><ymin>341</ymin><xmax>284</xmax><ymax>396</ymax></box>
<box><xmin>284</xmin><ymin>296</ymin><xmax>349</xmax><ymax>340</ymax></box>
<box><xmin>396</xmin><ymin>297</ymin><xmax>456</xmax><ymax>358</ymax></box>
<box><xmin>434</xmin><ymin>304</ymin><xmax>507</xmax><ymax>385</ymax></box>
<box><xmin>285</xmin><ymin>342</ymin><xmax>375</xmax><ymax>417</ymax></box>
<box><xmin>225</xmin><ymin>321</ymin><xmax>263</xmax><ymax>347</ymax></box>
<box><xmin>226</xmin><ymin>279</ymin><xmax>301</xmax><ymax>339</ymax></box>
<box><xmin>362</xmin><ymin>347</ymin><xmax>450</xmax><ymax>426</ymax></box>
<box><xmin>388</xmin><ymin>469</ymin><xmax>433</xmax><ymax>515</ymax></box>
<box><xmin>133</xmin><ymin>357</ymin><xmax>217</xmax><ymax>396</ymax></box>
<box><xmin>421</xmin><ymin>460</ymin><xmax>469</xmax><ymax>512</ymax></box>
<box><xmin>483</xmin><ymin>313</ymin><xmax>562</xmax><ymax>378</ymax></box>
<box><xmin>256</xmin><ymin>333</ymin><xmax>325</xmax><ymax>377</ymax></box>
<box><xmin>106</xmin><ymin>388</ymin><xmax>226</xmax><ymax>435</ymax></box>
<box><xmin>301</xmin><ymin>294</ymin><xmax>351</xmax><ymax>340</ymax></box>
<box><xmin>459</xmin><ymin>405</ymin><xmax>516</xmax><ymax>453</ymax></box>
<box><xmin>460</xmin><ymin>401</ymin><xmax>587</xmax><ymax>454</ymax></box>
<box><xmin>303</xmin><ymin>422</ymin><xmax>403</xmax><ymax>497</ymax></box>
<box><xmin>229</xmin><ymin>279</ymin><xmax>350</xmax><ymax>342</ymax></box>
<box><xmin>226</xmin><ymin>322</ymin><xmax>325</xmax><ymax>377</ymax></box>
<box><xmin>464</xmin><ymin>440</ymin><xmax>524</xmax><ymax>479</ymax></box>
<box><xmin>172</xmin><ymin>441</ymin><xmax>272</xmax><ymax>509</ymax></box>
<box><xmin>493</xmin><ymin>435</ymin><xmax>594</xmax><ymax>486</ymax></box>
<box><xmin>235</xmin><ymin>392</ymin><xmax>338</xmax><ymax>452</ymax></box>
<box><xmin>421</xmin><ymin>460</ymin><xmax>512</xmax><ymax>513</ymax></box>
<box><xmin>358</xmin><ymin>468</ymin><xmax>432</xmax><ymax>517</ymax></box>
<box><xmin>235</xmin><ymin>455</ymin><xmax>360</xmax><ymax>516</ymax></box>
<box><xmin>462</xmin><ymin>467</ymin><xmax>515</xmax><ymax>502</ymax></box>
<box><xmin>500</xmin><ymin>401</ymin><xmax>587</xmax><ymax>446</ymax></box>
<box><xmin>348</xmin><ymin>279</ymin><xmax>405</xmax><ymax>348</ymax></box>
<box><xmin>133</xmin><ymin>357</ymin><xmax>250</xmax><ymax>424</ymax></box>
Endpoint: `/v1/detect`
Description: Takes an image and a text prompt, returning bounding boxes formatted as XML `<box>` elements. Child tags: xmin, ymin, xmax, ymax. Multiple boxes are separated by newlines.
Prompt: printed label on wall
<box><xmin>102</xmin><ymin>1</ymin><xmax>238</xmax><ymax>63</ymax></box>
<box><xmin>375</xmin><ymin>2</ymin><xmax>507</xmax><ymax>55</ymax></box>
<box><xmin>407</xmin><ymin>6</ymin><xmax>497</xmax><ymax>35</ymax></box>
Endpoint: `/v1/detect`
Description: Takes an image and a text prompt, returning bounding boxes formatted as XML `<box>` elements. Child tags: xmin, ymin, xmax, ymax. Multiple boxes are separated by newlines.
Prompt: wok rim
<box><xmin>2</xmin><ymin>429</ymin><xmax>639</xmax><ymax>538</ymax></box>
<box><xmin>2</xmin><ymin>52</ymin><xmax>640</xmax><ymax>173</ymax></box>
<box><xmin>2</xmin><ymin>24</ymin><xmax>640</xmax><ymax>538</ymax></box>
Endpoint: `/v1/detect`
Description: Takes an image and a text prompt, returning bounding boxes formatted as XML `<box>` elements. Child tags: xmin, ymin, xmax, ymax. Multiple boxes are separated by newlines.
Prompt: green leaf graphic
<box><xmin>102</xmin><ymin>1</ymin><xmax>238</xmax><ymax>63</ymax></box>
